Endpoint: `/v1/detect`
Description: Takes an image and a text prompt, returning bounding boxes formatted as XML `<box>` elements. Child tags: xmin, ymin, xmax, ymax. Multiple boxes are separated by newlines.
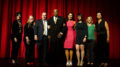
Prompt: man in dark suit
<box><xmin>48</xmin><ymin>9</ymin><xmax>67</xmax><ymax>66</ymax></box>
<box><xmin>34</xmin><ymin>12</ymin><xmax>48</xmax><ymax>66</ymax></box>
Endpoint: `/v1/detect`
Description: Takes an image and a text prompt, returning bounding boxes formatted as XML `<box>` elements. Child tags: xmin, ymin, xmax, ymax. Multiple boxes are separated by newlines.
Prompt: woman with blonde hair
<box><xmin>24</xmin><ymin>16</ymin><xmax>35</xmax><ymax>65</ymax></box>
<box><xmin>86</xmin><ymin>16</ymin><xmax>96</xmax><ymax>66</ymax></box>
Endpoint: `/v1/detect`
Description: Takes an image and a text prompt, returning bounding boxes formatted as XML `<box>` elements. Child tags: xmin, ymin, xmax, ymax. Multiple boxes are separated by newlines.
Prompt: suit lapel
<box><xmin>40</xmin><ymin>20</ymin><xmax>44</xmax><ymax>31</ymax></box>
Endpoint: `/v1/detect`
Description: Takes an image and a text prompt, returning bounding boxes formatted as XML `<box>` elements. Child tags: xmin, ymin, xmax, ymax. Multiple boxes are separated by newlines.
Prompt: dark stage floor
<box><xmin>0</xmin><ymin>58</ymin><xmax>120</xmax><ymax>67</ymax></box>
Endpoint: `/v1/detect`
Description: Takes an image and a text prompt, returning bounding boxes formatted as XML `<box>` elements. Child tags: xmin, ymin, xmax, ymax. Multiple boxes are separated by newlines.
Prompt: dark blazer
<box><xmin>34</xmin><ymin>19</ymin><xmax>48</xmax><ymax>41</ymax></box>
<box><xmin>48</xmin><ymin>16</ymin><xmax>67</xmax><ymax>38</ymax></box>
<box><xmin>11</xmin><ymin>20</ymin><xmax>22</xmax><ymax>40</ymax></box>
<box><xmin>24</xmin><ymin>23</ymin><xmax>35</xmax><ymax>42</ymax></box>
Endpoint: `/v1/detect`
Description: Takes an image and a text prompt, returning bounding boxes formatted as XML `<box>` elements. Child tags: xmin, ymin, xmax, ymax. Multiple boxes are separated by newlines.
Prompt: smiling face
<box><xmin>42</xmin><ymin>12</ymin><xmax>47</xmax><ymax>20</ymax></box>
<box><xmin>97</xmin><ymin>12</ymin><xmax>102</xmax><ymax>19</ymax></box>
<box><xmin>87</xmin><ymin>16</ymin><xmax>93</xmax><ymax>24</ymax></box>
<box><xmin>68</xmin><ymin>13</ymin><xmax>73</xmax><ymax>20</ymax></box>
<box><xmin>77</xmin><ymin>16</ymin><xmax>82</xmax><ymax>21</ymax></box>
<box><xmin>28</xmin><ymin>16</ymin><xmax>34</xmax><ymax>23</ymax></box>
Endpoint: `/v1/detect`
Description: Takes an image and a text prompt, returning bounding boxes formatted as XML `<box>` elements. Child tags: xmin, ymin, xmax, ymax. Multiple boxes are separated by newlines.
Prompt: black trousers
<box><xmin>49</xmin><ymin>37</ymin><xmax>65</xmax><ymax>65</ymax></box>
<box><xmin>86</xmin><ymin>39</ymin><xmax>96</xmax><ymax>62</ymax></box>
<box><xmin>96</xmin><ymin>35</ymin><xmax>109</xmax><ymax>63</ymax></box>
<box><xmin>24</xmin><ymin>40</ymin><xmax>35</xmax><ymax>63</ymax></box>
<box><xmin>11</xmin><ymin>38</ymin><xmax>21</xmax><ymax>60</ymax></box>
<box><xmin>37</xmin><ymin>35</ymin><xmax>48</xmax><ymax>63</ymax></box>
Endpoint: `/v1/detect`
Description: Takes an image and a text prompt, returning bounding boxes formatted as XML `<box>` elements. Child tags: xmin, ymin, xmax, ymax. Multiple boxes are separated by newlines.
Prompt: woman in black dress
<box><xmin>24</xmin><ymin>16</ymin><xmax>35</xmax><ymax>65</ymax></box>
<box><xmin>95</xmin><ymin>12</ymin><xmax>109</xmax><ymax>67</ymax></box>
<box><xmin>11</xmin><ymin>12</ymin><xmax>22</xmax><ymax>64</ymax></box>
<box><xmin>75</xmin><ymin>14</ymin><xmax>88</xmax><ymax>66</ymax></box>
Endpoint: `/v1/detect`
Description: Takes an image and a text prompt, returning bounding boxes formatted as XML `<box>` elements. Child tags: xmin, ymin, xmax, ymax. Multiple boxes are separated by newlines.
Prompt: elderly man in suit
<box><xmin>48</xmin><ymin>9</ymin><xmax>67</xmax><ymax>66</ymax></box>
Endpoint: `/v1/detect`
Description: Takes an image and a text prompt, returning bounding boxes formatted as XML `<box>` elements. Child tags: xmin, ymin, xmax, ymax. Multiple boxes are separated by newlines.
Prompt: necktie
<box><xmin>54</xmin><ymin>17</ymin><xmax>57</xmax><ymax>24</ymax></box>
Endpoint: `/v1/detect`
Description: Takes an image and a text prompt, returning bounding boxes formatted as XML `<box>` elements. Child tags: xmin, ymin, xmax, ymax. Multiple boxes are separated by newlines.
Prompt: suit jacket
<box><xmin>34</xmin><ymin>19</ymin><xmax>48</xmax><ymax>41</ymax></box>
<box><xmin>11</xmin><ymin>20</ymin><xmax>22</xmax><ymax>40</ymax></box>
<box><xmin>48</xmin><ymin>16</ymin><xmax>67</xmax><ymax>39</ymax></box>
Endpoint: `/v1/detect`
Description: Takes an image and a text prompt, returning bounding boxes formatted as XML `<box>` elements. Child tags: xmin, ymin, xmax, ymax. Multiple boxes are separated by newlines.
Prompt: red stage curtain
<box><xmin>0</xmin><ymin>0</ymin><xmax>120</xmax><ymax>59</ymax></box>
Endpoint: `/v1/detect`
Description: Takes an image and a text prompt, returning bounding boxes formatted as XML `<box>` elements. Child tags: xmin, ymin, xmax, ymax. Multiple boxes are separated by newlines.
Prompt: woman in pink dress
<box><xmin>64</xmin><ymin>12</ymin><xmax>76</xmax><ymax>66</ymax></box>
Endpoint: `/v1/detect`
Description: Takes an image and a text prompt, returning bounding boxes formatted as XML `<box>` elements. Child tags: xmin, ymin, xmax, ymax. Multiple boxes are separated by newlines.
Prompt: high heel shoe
<box><xmin>77</xmin><ymin>62</ymin><xmax>80</xmax><ymax>66</ymax></box>
<box><xmin>99</xmin><ymin>63</ymin><xmax>104</xmax><ymax>67</ymax></box>
<box><xmin>104</xmin><ymin>63</ymin><xmax>108</xmax><ymax>67</ymax></box>
<box><xmin>80</xmin><ymin>61</ymin><xmax>84</xmax><ymax>67</ymax></box>
<box><xmin>69</xmin><ymin>61</ymin><xmax>72</xmax><ymax>66</ymax></box>
<box><xmin>66</xmin><ymin>62</ymin><xmax>69</xmax><ymax>66</ymax></box>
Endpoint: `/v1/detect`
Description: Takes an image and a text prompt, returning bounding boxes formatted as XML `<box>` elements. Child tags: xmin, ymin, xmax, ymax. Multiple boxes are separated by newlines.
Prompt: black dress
<box><xmin>24</xmin><ymin>23</ymin><xmax>35</xmax><ymax>63</ymax></box>
<box><xmin>95</xmin><ymin>19</ymin><xmax>109</xmax><ymax>63</ymax></box>
<box><xmin>76</xmin><ymin>22</ymin><xmax>88</xmax><ymax>45</ymax></box>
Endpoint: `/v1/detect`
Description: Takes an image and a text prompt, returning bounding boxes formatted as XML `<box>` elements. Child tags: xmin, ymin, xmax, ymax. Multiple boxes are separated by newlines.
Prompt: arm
<box><xmin>84</xmin><ymin>22</ymin><xmax>88</xmax><ymax>38</ymax></box>
<box><xmin>34</xmin><ymin>20</ymin><xmax>38</xmax><ymax>40</ymax></box>
<box><xmin>83</xmin><ymin>22</ymin><xmax>88</xmax><ymax>42</ymax></box>
<box><xmin>48</xmin><ymin>19</ymin><xmax>52</xmax><ymax>36</ymax></box>
<box><xmin>60</xmin><ymin>17</ymin><xmax>67</xmax><ymax>35</ymax></box>
<box><xmin>12</xmin><ymin>21</ymin><xmax>17</xmax><ymax>37</ymax></box>
<box><xmin>34</xmin><ymin>21</ymin><xmax>38</xmax><ymax>35</ymax></box>
<box><xmin>74</xmin><ymin>21</ymin><xmax>76</xmax><ymax>30</ymax></box>
<box><xmin>105</xmin><ymin>21</ymin><xmax>110</xmax><ymax>42</ymax></box>
<box><xmin>12</xmin><ymin>21</ymin><xmax>18</xmax><ymax>42</ymax></box>
<box><xmin>24</xmin><ymin>24</ymin><xmax>30</xmax><ymax>41</ymax></box>
<box><xmin>24</xmin><ymin>24</ymin><xmax>28</xmax><ymax>37</ymax></box>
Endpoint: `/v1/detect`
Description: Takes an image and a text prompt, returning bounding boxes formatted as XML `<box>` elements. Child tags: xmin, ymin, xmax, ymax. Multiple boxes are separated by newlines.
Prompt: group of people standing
<box><xmin>11</xmin><ymin>9</ymin><xmax>109</xmax><ymax>67</ymax></box>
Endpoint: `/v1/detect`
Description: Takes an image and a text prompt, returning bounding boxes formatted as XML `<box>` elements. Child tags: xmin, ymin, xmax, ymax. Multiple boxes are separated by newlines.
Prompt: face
<box><xmin>16</xmin><ymin>14</ymin><xmax>21</xmax><ymax>20</ymax></box>
<box><xmin>53</xmin><ymin>9</ymin><xmax>58</xmax><ymax>17</ymax></box>
<box><xmin>97</xmin><ymin>13</ymin><xmax>102</xmax><ymax>19</ymax></box>
<box><xmin>42</xmin><ymin>12</ymin><xmax>47</xmax><ymax>20</ymax></box>
<box><xmin>77</xmin><ymin>16</ymin><xmax>82</xmax><ymax>21</ymax></box>
<box><xmin>87</xmin><ymin>17</ymin><xmax>92</xmax><ymax>24</ymax></box>
<box><xmin>68</xmin><ymin>13</ymin><xmax>73</xmax><ymax>20</ymax></box>
<box><xmin>28</xmin><ymin>16</ymin><xmax>34</xmax><ymax>23</ymax></box>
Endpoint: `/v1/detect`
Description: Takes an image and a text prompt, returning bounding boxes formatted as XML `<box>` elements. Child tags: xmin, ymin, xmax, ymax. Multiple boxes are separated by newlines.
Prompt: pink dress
<box><xmin>64</xmin><ymin>21</ymin><xmax>75</xmax><ymax>49</ymax></box>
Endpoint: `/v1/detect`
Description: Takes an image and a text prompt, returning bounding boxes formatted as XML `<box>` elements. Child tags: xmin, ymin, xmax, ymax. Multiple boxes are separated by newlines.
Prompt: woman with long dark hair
<box><xmin>11</xmin><ymin>12</ymin><xmax>22</xmax><ymax>64</ymax></box>
<box><xmin>75</xmin><ymin>13</ymin><xmax>88</xmax><ymax>66</ymax></box>
<box><xmin>95</xmin><ymin>12</ymin><xmax>109</xmax><ymax>67</ymax></box>
<box><xmin>64</xmin><ymin>12</ymin><xmax>75</xmax><ymax>66</ymax></box>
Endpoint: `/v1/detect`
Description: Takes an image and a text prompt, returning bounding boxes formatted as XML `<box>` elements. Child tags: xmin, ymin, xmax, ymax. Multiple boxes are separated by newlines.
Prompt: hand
<box><xmin>14</xmin><ymin>37</ymin><xmax>17</xmax><ymax>43</ymax></box>
<box><xmin>26</xmin><ymin>38</ymin><xmax>30</xmax><ymax>45</ymax></box>
<box><xmin>83</xmin><ymin>37</ymin><xmax>87</xmax><ymax>43</ymax></box>
<box><xmin>34</xmin><ymin>35</ymin><xmax>38</xmax><ymax>41</ymax></box>
<box><xmin>57</xmin><ymin>33</ymin><xmax>62</xmax><ymax>38</ymax></box>
<box><xmin>48</xmin><ymin>25</ymin><xmax>51</xmax><ymax>29</ymax></box>
<box><xmin>107</xmin><ymin>38</ymin><xmax>109</xmax><ymax>43</ymax></box>
<box><xmin>26</xmin><ymin>36</ymin><xmax>30</xmax><ymax>44</ymax></box>
<box><xmin>48</xmin><ymin>35</ymin><xmax>51</xmax><ymax>39</ymax></box>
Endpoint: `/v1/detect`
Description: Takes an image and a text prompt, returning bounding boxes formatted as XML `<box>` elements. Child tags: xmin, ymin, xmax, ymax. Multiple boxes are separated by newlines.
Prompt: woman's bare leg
<box><xmin>65</xmin><ymin>49</ymin><xmax>69</xmax><ymax>63</ymax></box>
<box><xmin>76</xmin><ymin>44</ymin><xmax>80</xmax><ymax>65</ymax></box>
<box><xmin>70</xmin><ymin>50</ymin><xmax>73</xmax><ymax>62</ymax></box>
<box><xmin>80</xmin><ymin>44</ymin><xmax>85</xmax><ymax>66</ymax></box>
